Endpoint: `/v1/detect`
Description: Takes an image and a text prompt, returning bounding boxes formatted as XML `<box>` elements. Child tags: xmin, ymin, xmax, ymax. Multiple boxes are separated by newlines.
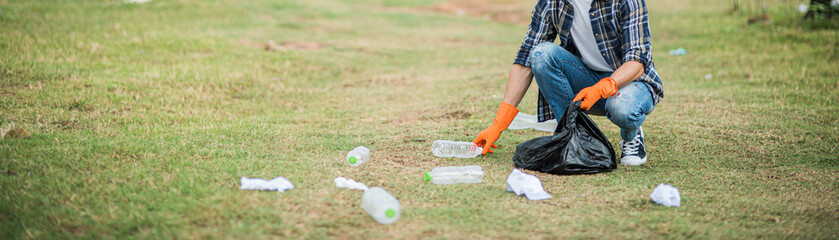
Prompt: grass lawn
<box><xmin>1</xmin><ymin>0</ymin><xmax>838</xmax><ymax>238</ymax></box>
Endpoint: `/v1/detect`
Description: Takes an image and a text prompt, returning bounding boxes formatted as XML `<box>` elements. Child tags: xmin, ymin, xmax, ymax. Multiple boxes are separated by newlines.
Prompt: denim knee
<box><xmin>606</xmin><ymin>82</ymin><xmax>654</xmax><ymax>129</ymax></box>
<box><xmin>605</xmin><ymin>92</ymin><xmax>645</xmax><ymax>129</ymax></box>
<box><xmin>606</xmin><ymin>104</ymin><xmax>639</xmax><ymax>129</ymax></box>
<box><xmin>529</xmin><ymin>42</ymin><xmax>569</xmax><ymax>74</ymax></box>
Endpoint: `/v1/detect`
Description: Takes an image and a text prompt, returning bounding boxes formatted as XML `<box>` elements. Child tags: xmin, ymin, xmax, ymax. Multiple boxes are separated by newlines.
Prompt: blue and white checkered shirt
<box><xmin>514</xmin><ymin>0</ymin><xmax>664</xmax><ymax>122</ymax></box>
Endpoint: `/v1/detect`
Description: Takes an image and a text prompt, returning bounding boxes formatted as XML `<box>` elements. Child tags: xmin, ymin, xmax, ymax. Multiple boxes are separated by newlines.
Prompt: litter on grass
<box><xmin>669</xmin><ymin>47</ymin><xmax>687</xmax><ymax>56</ymax></box>
<box><xmin>334</xmin><ymin>177</ymin><xmax>368</xmax><ymax>191</ymax></box>
<box><xmin>425</xmin><ymin>165</ymin><xmax>484</xmax><ymax>185</ymax></box>
<box><xmin>508</xmin><ymin>112</ymin><xmax>557</xmax><ymax>132</ymax></box>
<box><xmin>799</xmin><ymin>3</ymin><xmax>808</xmax><ymax>13</ymax></box>
<box><xmin>362</xmin><ymin>187</ymin><xmax>401</xmax><ymax>224</ymax></box>
<box><xmin>431</xmin><ymin>140</ymin><xmax>482</xmax><ymax>158</ymax></box>
<box><xmin>240</xmin><ymin>176</ymin><xmax>294</xmax><ymax>192</ymax></box>
<box><xmin>506</xmin><ymin>169</ymin><xmax>552</xmax><ymax>201</ymax></box>
<box><xmin>346</xmin><ymin>146</ymin><xmax>371</xmax><ymax>166</ymax></box>
<box><xmin>650</xmin><ymin>183</ymin><xmax>681</xmax><ymax>207</ymax></box>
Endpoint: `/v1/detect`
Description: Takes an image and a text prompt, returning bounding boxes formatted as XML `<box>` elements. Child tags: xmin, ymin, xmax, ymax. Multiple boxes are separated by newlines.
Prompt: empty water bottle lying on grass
<box><xmin>424</xmin><ymin>165</ymin><xmax>484</xmax><ymax>184</ymax></box>
<box><xmin>346</xmin><ymin>146</ymin><xmax>370</xmax><ymax>166</ymax></box>
<box><xmin>431</xmin><ymin>140</ymin><xmax>482</xmax><ymax>158</ymax></box>
<box><xmin>669</xmin><ymin>47</ymin><xmax>687</xmax><ymax>56</ymax></box>
<box><xmin>362</xmin><ymin>187</ymin><xmax>401</xmax><ymax>224</ymax></box>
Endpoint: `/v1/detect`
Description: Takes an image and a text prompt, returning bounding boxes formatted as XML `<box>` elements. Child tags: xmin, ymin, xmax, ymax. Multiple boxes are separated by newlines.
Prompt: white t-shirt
<box><xmin>568</xmin><ymin>0</ymin><xmax>614</xmax><ymax>72</ymax></box>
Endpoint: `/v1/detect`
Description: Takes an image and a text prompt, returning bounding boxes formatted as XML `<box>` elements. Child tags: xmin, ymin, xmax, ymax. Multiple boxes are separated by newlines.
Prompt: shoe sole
<box><xmin>620</xmin><ymin>155</ymin><xmax>647</xmax><ymax>166</ymax></box>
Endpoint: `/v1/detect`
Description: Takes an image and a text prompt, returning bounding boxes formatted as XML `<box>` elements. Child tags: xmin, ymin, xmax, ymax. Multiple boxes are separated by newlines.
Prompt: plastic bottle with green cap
<box><xmin>346</xmin><ymin>146</ymin><xmax>370</xmax><ymax>167</ymax></box>
<box><xmin>424</xmin><ymin>165</ymin><xmax>484</xmax><ymax>185</ymax></box>
<box><xmin>361</xmin><ymin>187</ymin><xmax>400</xmax><ymax>224</ymax></box>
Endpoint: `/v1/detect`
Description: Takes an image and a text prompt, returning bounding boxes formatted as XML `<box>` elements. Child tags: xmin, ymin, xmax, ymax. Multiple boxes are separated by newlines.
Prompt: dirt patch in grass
<box><xmin>65</xmin><ymin>99</ymin><xmax>93</xmax><ymax>111</ymax></box>
<box><xmin>441</xmin><ymin>110</ymin><xmax>472</xmax><ymax>119</ymax></box>
<box><xmin>386</xmin><ymin>107</ymin><xmax>475</xmax><ymax>129</ymax></box>
<box><xmin>428</xmin><ymin>0</ymin><xmax>532</xmax><ymax>24</ymax></box>
<box><xmin>5</xmin><ymin>127</ymin><xmax>29</xmax><ymax>138</ymax></box>
<box><xmin>1</xmin><ymin>123</ymin><xmax>30</xmax><ymax>139</ymax></box>
<box><xmin>417</xmin><ymin>109</ymin><xmax>473</xmax><ymax>121</ymax></box>
<box><xmin>380</xmin><ymin>0</ymin><xmax>532</xmax><ymax>24</ymax></box>
<box><xmin>342</xmin><ymin>73</ymin><xmax>420</xmax><ymax>88</ymax></box>
<box><xmin>275</xmin><ymin>41</ymin><xmax>326</xmax><ymax>51</ymax></box>
<box><xmin>53</xmin><ymin>120</ymin><xmax>82</xmax><ymax>130</ymax></box>
<box><xmin>240</xmin><ymin>39</ymin><xmax>327</xmax><ymax>51</ymax></box>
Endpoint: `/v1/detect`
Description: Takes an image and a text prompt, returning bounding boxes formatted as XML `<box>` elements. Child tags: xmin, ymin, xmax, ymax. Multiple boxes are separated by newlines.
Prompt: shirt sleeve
<box><xmin>514</xmin><ymin>0</ymin><xmax>557</xmax><ymax>67</ymax></box>
<box><xmin>619</xmin><ymin>0</ymin><xmax>653</xmax><ymax>68</ymax></box>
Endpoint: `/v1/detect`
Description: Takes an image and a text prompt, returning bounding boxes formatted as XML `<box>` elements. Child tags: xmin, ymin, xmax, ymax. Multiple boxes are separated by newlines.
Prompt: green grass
<box><xmin>1</xmin><ymin>0</ymin><xmax>838</xmax><ymax>238</ymax></box>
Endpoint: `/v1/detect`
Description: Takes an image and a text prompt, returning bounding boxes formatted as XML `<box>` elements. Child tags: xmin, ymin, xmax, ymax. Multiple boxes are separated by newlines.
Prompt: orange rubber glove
<box><xmin>572</xmin><ymin>77</ymin><xmax>618</xmax><ymax>111</ymax></box>
<box><xmin>473</xmin><ymin>101</ymin><xmax>519</xmax><ymax>155</ymax></box>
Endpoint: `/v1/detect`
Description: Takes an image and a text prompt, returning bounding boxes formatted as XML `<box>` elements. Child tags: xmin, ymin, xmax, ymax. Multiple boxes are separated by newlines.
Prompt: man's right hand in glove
<box><xmin>473</xmin><ymin>101</ymin><xmax>519</xmax><ymax>155</ymax></box>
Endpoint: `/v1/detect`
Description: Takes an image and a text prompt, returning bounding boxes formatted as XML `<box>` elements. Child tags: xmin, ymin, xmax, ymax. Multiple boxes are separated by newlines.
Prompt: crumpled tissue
<box><xmin>506</xmin><ymin>169</ymin><xmax>552</xmax><ymax>201</ymax></box>
<box><xmin>334</xmin><ymin>177</ymin><xmax>368</xmax><ymax>191</ymax></box>
<box><xmin>650</xmin><ymin>183</ymin><xmax>681</xmax><ymax>207</ymax></box>
<box><xmin>240</xmin><ymin>176</ymin><xmax>294</xmax><ymax>192</ymax></box>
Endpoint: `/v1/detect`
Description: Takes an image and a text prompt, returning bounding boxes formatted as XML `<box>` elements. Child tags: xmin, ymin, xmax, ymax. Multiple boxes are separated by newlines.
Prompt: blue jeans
<box><xmin>529</xmin><ymin>42</ymin><xmax>655</xmax><ymax>142</ymax></box>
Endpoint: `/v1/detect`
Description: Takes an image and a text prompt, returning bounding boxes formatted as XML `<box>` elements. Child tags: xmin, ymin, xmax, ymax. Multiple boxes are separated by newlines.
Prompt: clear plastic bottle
<box><xmin>346</xmin><ymin>146</ymin><xmax>370</xmax><ymax>167</ymax></box>
<box><xmin>361</xmin><ymin>187</ymin><xmax>401</xmax><ymax>225</ymax></box>
<box><xmin>424</xmin><ymin>165</ymin><xmax>484</xmax><ymax>185</ymax></box>
<box><xmin>669</xmin><ymin>47</ymin><xmax>687</xmax><ymax>56</ymax></box>
<box><xmin>431</xmin><ymin>140</ymin><xmax>482</xmax><ymax>158</ymax></box>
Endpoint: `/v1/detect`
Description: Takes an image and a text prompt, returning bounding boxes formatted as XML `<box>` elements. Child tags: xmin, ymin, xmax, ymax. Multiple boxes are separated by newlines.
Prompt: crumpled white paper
<box><xmin>240</xmin><ymin>176</ymin><xmax>294</xmax><ymax>192</ymax></box>
<box><xmin>334</xmin><ymin>177</ymin><xmax>368</xmax><ymax>191</ymax></box>
<box><xmin>506</xmin><ymin>169</ymin><xmax>552</xmax><ymax>201</ymax></box>
<box><xmin>650</xmin><ymin>183</ymin><xmax>681</xmax><ymax>207</ymax></box>
<box><xmin>798</xmin><ymin>3</ymin><xmax>809</xmax><ymax>13</ymax></box>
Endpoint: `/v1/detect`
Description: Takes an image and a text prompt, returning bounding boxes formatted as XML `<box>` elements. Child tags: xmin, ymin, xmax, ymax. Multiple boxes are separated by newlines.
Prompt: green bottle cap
<box><xmin>424</xmin><ymin>172</ymin><xmax>431</xmax><ymax>182</ymax></box>
<box><xmin>385</xmin><ymin>209</ymin><xmax>396</xmax><ymax>218</ymax></box>
<box><xmin>348</xmin><ymin>156</ymin><xmax>357</xmax><ymax>164</ymax></box>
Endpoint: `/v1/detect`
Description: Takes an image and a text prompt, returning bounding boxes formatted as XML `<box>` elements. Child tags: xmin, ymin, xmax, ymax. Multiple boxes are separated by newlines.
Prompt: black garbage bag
<box><xmin>512</xmin><ymin>101</ymin><xmax>617</xmax><ymax>175</ymax></box>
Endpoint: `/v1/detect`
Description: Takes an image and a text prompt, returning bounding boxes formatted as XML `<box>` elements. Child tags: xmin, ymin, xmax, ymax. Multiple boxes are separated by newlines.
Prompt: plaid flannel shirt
<box><xmin>514</xmin><ymin>0</ymin><xmax>664</xmax><ymax>122</ymax></box>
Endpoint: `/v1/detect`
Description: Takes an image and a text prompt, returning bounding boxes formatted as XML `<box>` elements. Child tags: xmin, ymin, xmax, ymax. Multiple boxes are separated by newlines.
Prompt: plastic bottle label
<box><xmin>348</xmin><ymin>156</ymin><xmax>357</xmax><ymax>164</ymax></box>
<box><xmin>385</xmin><ymin>209</ymin><xmax>395</xmax><ymax>218</ymax></box>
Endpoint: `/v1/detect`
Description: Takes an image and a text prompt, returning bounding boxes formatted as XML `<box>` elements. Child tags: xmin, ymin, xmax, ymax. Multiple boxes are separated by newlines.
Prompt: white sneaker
<box><xmin>619</xmin><ymin>127</ymin><xmax>647</xmax><ymax>166</ymax></box>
